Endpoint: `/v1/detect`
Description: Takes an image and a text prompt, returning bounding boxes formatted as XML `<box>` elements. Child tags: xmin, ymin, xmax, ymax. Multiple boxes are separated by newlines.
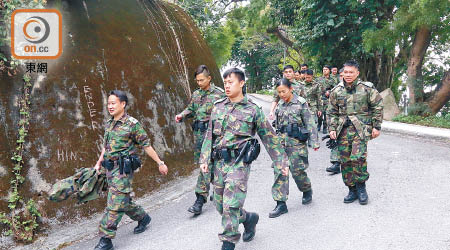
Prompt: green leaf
<box><xmin>327</xmin><ymin>19</ymin><xmax>335</xmax><ymax>26</ymax></box>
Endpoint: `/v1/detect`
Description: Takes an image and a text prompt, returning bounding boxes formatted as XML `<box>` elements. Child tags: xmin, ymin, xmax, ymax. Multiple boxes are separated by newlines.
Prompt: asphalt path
<box><xmin>64</xmin><ymin>95</ymin><xmax>450</xmax><ymax>250</ymax></box>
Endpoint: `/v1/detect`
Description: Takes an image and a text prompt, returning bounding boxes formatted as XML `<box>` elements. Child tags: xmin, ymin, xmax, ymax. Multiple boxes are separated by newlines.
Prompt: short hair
<box><xmin>194</xmin><ymin>65</ymin><xmax>210</xmax><ymax>78</ymax></box>
<box><xmin>301</xmin><ymin>63</ymin><xmax>308</xmax><ymax>67</ymax></box>
<box><xmin>223</xmin><ymin>67</ymin><xmax>245</xmax><ymax>82</ymax></box>
<box><xmin>275</xmin><ymin>78</ymin><xmax>292</xmax><ymax>88</ymax></box>
<box><xmin>343</xmin><ymin>60</ymin><xmax>359</xmax><ymax>70</ymax></box>
<box><xmin>305</xmin><ymin>69</ymin><xmax>314</xmax><ymax>75</ymax></box>
<box><xmin>323</xmin><ymin>65</ymin><xmax>332</xmax><ymax>70</ymax></box>
<box><xmin>283</xmin><ymin>65</ymin><xmax>294</xmax><ymax>71</ymax></box>
<box><xmin>300</xmin><ymin>70</ymin><xmax>307</xmax><ymax>74</ymax></box>
<box><xmin>339</xmin><ymin>68</ymin><xmax>344</xmax><ymax>73</ymax></box>
<box><xmin>332</xmin><ymin>66</ymin><xmax>338</xmax><ymax>69</ymax></box>
<box><xmin>294</xmin><ymin>70</ymin><xmax>300</xmax><ymax>74</ymax></box>
<box><xmin>109</xmin><ymin>90</ymin><xmax>128</xmax><ymax>107</ymax></box>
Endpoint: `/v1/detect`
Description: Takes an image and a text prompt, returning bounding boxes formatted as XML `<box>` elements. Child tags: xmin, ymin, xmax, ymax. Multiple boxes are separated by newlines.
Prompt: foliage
<box><xmin>392</xmin><ymin>113</ymin><xmax>450</xmax><ymax>129</ymax></box>
<box><xmin>175</xmin><ymin>0</ymin><xmax>244</xmax><ymax>67</ymax></box>
<box><xmin>0</xmin><ymin>74</ymin><xmax>41</xmax><ymax>243</ymax></box>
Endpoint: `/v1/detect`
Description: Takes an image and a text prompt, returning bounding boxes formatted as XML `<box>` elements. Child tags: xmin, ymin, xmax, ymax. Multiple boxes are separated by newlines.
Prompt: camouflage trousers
<box><xmin>99</xmin><ymin>167</ymin><xmax>146</xmax><ymax>238</ymax></box>
<box><xmin>330</xmin><ymin>147</ymin><xmax>339</xmax><ymax>163</ymax></box>
<box><xmin>337</xmin><ymin>125</ymin><xmax>369</xmax><ymax>186</ymax></box>
<box><xmin>308</xmin><ymin>113</ymin><xmax>319</xmax><ymax>147</ymax></box>
<box><xmin>272</xmin><ymin>143</ymin><xmax>311</xmax><ymax>201</ymax></box>
<box><xmin>213</xmin><ymin>159</ymin><xmax>250</xmax><ymax>243</ymax></box>
<box><xmin>193</xmin><ymin>129</ymin><xmax>212</xmax><ymax>200</ymax></box>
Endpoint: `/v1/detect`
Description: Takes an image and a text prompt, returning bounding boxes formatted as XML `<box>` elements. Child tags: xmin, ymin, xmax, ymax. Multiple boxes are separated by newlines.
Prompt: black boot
<box><xmin>326</xmin><ymin>162</ymin><xmax>341</xmax><ymax>174</ymax></box>
<box><xmin>322</xmin><ymin>127</ymin><xmax>328</xmax><ymax>134</ymax></box>
<box><xmin>188</xmin><ymin>194</ymin><xmax>206</xmax><ymax>215</ymax></box>
<box><xmin>343</xmin><ymin>186</ymin><xmax>358</xmax><ymax>203</ymax></box>
<box><xmin>302</xmin><ymin>190</ymin><xmax>313</xmax><ymax>205</ymax></box>
<box><xmin>221</xmin><ymin>241</ymin><xmax>235</xmax><ymax>250</ymax></box>
<box><xmin>134</xmin><ymin>214</ymin><xmax>151</xmax><ymax>234</ymax></box>
<box><xmin>242</xmin><ymin>212</ymin><xmax>259</xmax><ymax>242</ymax></box>
<box><xmin>94</xmin><ymin>237</ymin><xmax>113</xmax><ymax>250</ymax></box>
<box><xmin>268</xmin><ymin>201</ymin><xmax>288</xmax><ymax>218</ymax></box>
<box><xmin>356</xmin><ymin>182</ymin><xmax>369</xmax><ymax>205</ymax></box>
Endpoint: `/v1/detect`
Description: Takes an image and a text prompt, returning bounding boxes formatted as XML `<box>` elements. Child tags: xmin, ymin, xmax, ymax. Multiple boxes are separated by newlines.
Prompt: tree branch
<box><xmin>266</xmin><ymin>26</ymin><xmax>304</xmax><ymax>61</ymax></box>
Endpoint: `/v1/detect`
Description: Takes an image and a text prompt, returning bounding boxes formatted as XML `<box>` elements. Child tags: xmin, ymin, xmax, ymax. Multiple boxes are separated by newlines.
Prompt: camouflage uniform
<box><xmin>99</xmin><ymin>113</ymin><xmax>151</xmax><ymax>239</ymax></box>
<box><xmin>328</xmin><ymin>79</ymin><xmax>383</xmax><ymax>186</ymax></box>
<box><xmin>199</xmin><ymin>96</ymin><xmax>288</xmax><ymax>244</ymax></box>
<box><xmin>272</xmin><ymin>80</ymin><xmax>306</xmax><ymax>103</ymax></box>
<box><xmin>178</xmin><ymin>84</ymin><xmax>225</xmax><ymax>200</ymax></box>
<box><xmin>272</xmin><ymin>94</ymin><xmax>319</xmax><ymax>201</ymax></box>
<box><xmin>316</xmin><ymin>76</ymin><xmax>334</xmax><ymax>132</ymax></box>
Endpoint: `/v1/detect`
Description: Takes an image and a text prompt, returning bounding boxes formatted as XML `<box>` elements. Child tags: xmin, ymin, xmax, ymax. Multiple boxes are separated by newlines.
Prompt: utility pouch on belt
<box><xmin>192</xmin><ymin>120</ymin><xmax>209</xmax><ymax>132</ymax></box>
<box><xmin>101</xmin><ymin>160</ymin><xmax>115</xmax><ymax>171</ymax></box>
<box><xmin>243</xmin><ymin>139</ymin><xmax>260</xmax><ymax>164</ymax></box>
<box><xmin>221</xmin><ymin>148</ymin><xmax>231</xmax><ymax>162</ymax></box>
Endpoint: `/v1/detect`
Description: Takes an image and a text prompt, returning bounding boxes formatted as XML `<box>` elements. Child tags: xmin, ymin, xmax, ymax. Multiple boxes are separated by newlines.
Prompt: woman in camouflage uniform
<box><xmin>269</xmin><ymin>78</ymin><xmax>320</xmax><ymax>218</ymax></box>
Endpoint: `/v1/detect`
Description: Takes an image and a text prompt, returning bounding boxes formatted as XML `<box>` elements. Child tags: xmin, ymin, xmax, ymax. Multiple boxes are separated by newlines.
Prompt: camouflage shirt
<box><xmin>103</xmin><ymin>113</ymin><xmax>151</xmax><ymax>161</ymax></box>
<box><xmin>328</xmin><ymin>79</ymin><xmax>383</xmax><ymax>141</ymax></box>
<box><xmin>178</xmin><ymin>84</ymin><xmax>225</xmax><ymax>122</ymax></box>
<box><xmin>199</xmin><ymin>96</ymin><xmax>288</xmax><ymax>169</ymax></box>
<box><xmin>316</xmin><ymin>76</ymin><xmax>335</xmax><ymax>109</ymax></box>
<box><xmin>303</xmin><ymin>80</ymin><xmax>322</xmax><ymax>113</ymax></box>
<box><xmin>272</xmin><ymin>80</ymin><xmax>306</xmax><ymax>103</ymax></box>
<box><xmin>274</xmin><ymin>94</ymin><xmax>319</xmax><ymax>148</ymax></box>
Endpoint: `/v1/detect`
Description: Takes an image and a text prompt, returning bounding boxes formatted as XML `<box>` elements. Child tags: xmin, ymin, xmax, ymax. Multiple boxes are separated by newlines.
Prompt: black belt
<box><xmin>211</xmin><ymin>147</ymin><xmax>241</xmax><ymax>162</ymax></box>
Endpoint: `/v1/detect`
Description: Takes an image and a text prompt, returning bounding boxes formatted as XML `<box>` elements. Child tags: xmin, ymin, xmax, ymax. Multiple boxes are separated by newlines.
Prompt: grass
<box><xmin>392</xmin><ymin>114</ymin><xmax>450</xmax><ymax>129</ymax></box>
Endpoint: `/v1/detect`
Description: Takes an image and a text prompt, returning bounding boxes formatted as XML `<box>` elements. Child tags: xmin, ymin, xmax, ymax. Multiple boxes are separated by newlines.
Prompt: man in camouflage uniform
<box><xmin>303</xmin><ymin>69</ymin><xmax>322</xmax><ymax>147</ymax></box>
<box><xmin>269</xmin><ymin>65</ymin><xmax>305</xmax><ymax>120</ymax></box>
<box><xmin>326</xmin><ymin>68</ymin><xmax>345</xmax><ymax>174</ymax></box>
<box><xmin>176</xmin><ymin>65</ymin><xmax>225</xmax><ymax>215</ymax></box>
<box><xmin>199</xmin><ymin>68</ymin><xmax>289</xmax><ymax>250</ymax></box>
<box><xmin>328</xmin><ymin>61</ymin><xmax>383</xmax><ymax>205</ymax></box>
<box><xmin>316</xmin><ymin>65</ymin><xmax>335</xmax><ymax>134</ymax></box>
<box><xmin>93</xmin><ymin>90</ymin><xmax>169</xmax><ymax>250</ymax></box>
<box><xmin>331</xmin><ymin>66</ymin><xmax>339</xmax><ymax>85</ymax></box>
<box><xmin>294</xmin><ymin>70</ymin><xmax>301</xmax><ymax>81</ymax></box>
<box><xmin>269</xmin><ymin>78</ymin><xmax>319</xmax><ymax>218</ymax></box>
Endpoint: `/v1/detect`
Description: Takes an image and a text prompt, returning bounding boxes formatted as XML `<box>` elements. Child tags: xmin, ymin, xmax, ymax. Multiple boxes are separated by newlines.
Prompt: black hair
<box><xmin>109</xmin><ymin>90</ymin><xmax>128</xmax><ymax>107</ymax></box>
<box><xmin>300</xmin><ymin>63</ymin><xmax>308</xmax><ymax>67</ymax></box>
<box><xmin>275</xmin><ymin>78</ymin><xmax>292</xmax><ymax>88</ymax></box>
<box><xmin>343</xmin><ymin>60</ymin><xmax>359</xmax><ymax>70</ymax></box>
<box><xmin>294</xmin><ymin>70</ymin><xmax>300</xmax><ymax>74</ymax></box>
<box><xmin>339</xmin><ymin>68</ymin><xmax>344</xmax><ymax>73</ymax></box>
<box><xmin>194</xmin><ymin>65</ymin><xmax>210</xmax><ymax>78</ymax></box>
<box><xmin>332</xmin><ymin>66</ymin><xmax>338</xmax><ymax>69</ymax></box>
<box><xmin>323</xmin><ymin>65</ymin><xmax>332</xmax><ymax>70</ymax></box>
<box><xmin>222</xmin><ymin>67</ymin><xmax>245</xmax><ymax>82</ymax></box>
<box><xmin>300</xmin><ymin>70</ymin><xmax>307</xmax><ymax>74</ymax></box>
<box><xmin>305</xmin><ymin>69</ymin><xmax>314</xmax><ymax>75</ymax></box>
<box><xmin>283</xmin><ymin>65</ymin><xmax>294</xmax><ymax>71</ymax></box>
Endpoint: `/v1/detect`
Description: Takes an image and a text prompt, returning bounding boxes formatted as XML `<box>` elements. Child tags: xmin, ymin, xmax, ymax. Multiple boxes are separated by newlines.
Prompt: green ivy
<box><xmin>0</xmin><ymin>73</ymin><xmax>41</xmax><ymax>243</ymax></box>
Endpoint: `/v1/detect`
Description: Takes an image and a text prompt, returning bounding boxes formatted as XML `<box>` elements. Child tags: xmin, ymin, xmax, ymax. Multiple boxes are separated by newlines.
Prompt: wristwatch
<box><xmin>158</xmin><ymin>161</ymin><xmax>165</xmax><ymax>166</ymax></box>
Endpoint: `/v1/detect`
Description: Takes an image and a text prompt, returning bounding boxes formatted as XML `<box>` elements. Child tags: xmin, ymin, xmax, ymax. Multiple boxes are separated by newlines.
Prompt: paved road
<box><xmin>65</xmin><ymin>96</ymin><xmax>450</xmax><ymax>250</ymax></box>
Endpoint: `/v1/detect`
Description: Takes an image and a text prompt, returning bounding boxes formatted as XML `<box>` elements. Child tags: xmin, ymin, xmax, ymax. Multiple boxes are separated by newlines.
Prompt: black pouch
<box><xmin>243</xmin><ymin>139</ymin><xmax>261</xmax><ymax>164</ymax></box>
<box><xmin>192</xmin><ymin>121</ymin><xmax>199</xmax><ymax>131</ymax></box>
<box><xmin>297</xmin><ymin>127</ymin><xmax>310</xmax><ymax>142</ymax></box>
<box><xmin>122</xmin><ymin>156</ymin><xmax>132</xmax><ymax>174</ymax></box>
<box><xmin>102</xmin><ymin>160</ymin><xmax>114</xmax><ymax>171</ymax></box>
<box><xmin>130</xmin><ymin>155</ymin><xmax>141</xmax><ymax>171</ymax></box>
<box><xmin>221</xmin><ymin>148</ymin><xmax>231</xmax><ymax>162</ymax></box>
<box><xmin>199</xmin><ymin>121</ymin><xmax>208</xmax><ymax>133</ymax></box>
<box><xmin>287</xmin><ymin>124</ymin><xmax>294</xmax><ymax>137</ymax></box>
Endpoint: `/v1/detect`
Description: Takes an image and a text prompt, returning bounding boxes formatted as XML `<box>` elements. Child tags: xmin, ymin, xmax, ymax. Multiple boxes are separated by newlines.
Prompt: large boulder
<box><xmin>0</xmin><ymin>0</ymin><xmax>221</xmax><ymax>226</ymax></box>
<box><xmin>380</xmin><ymin>88</ymin><xmax>400</xmax><ymax>120</ymax></box>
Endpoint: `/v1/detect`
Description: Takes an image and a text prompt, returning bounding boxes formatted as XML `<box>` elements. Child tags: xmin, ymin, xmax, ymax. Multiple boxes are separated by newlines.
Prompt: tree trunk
<box><xmin>359</xmin><ymin>52</ymin><xmax>394</xmax><ymax>92</ymax></box>
<box><xmin>406</xmin><ymin>26</ymin><xmax>432</xmax><ymax>105</ymax></box>
<box><xmin>428</xmin><ymin>69</ymin><xmax>450</xmax><ymax>114</ymax></box>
